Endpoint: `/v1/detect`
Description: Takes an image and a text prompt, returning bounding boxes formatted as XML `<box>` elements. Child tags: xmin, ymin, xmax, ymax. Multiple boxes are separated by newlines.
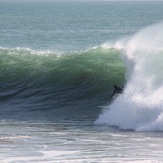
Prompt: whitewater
<box><xmin>96</xmin><ymin>23</ymin><xmax>163</xmax><ymax>132</ymax></box>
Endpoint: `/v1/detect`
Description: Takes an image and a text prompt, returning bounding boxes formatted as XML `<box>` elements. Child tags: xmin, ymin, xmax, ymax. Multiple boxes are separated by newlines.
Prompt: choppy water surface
<box><xmin>0</xmin><ymin>120</ymin><xmax>163</xmax><ymax>163</ymax></box>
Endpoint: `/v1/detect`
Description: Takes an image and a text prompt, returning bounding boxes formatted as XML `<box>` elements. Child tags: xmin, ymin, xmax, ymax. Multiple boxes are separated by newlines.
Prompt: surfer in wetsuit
<box><xmin>111</xmin><ymin>85</ymin><xmax>123</xmax><ymax>98</ymax></box>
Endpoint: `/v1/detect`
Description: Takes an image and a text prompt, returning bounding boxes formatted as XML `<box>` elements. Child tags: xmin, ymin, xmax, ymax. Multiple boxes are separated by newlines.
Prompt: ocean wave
<box><xmin>0</xmin><ymin>47</ymin><xmax>125</xmax><ymax>120</ymax></box>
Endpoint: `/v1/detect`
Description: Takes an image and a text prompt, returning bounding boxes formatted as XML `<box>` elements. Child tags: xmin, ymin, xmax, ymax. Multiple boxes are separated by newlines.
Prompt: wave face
<box><xmin>0</xmin><ymin>47</ymin><xmax>125</xmax><ymax>121</ymax></box>
<box><xmin>96</xmin><ymin>23</ymin><xmax>163</xmax><ymax>131</ymax></box>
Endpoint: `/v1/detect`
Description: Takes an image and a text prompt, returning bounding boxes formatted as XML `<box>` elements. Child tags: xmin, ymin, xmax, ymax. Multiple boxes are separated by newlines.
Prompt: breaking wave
<box><xmin>0</xmin><ymin>47</ymin><xmax>125</xmax><ymax>121</ymax></box>
<box><xmin>96</xmin><ymin>23</ymin><xmax>163</xmax><ymax>132</ymax></box>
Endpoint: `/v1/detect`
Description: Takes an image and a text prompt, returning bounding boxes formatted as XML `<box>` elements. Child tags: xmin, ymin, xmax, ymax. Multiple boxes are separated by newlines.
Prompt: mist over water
<box><xmin>96</xmin><ymin>23</ymin><xmax>163</xmax><ymax>131</ymax></box>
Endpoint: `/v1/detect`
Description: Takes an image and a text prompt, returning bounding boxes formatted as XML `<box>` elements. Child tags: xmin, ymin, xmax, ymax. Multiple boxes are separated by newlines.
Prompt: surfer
<box><xmin>111</xmin><ymin>85</ymin><xmax>123</xmax><ymax>98</ymax></box>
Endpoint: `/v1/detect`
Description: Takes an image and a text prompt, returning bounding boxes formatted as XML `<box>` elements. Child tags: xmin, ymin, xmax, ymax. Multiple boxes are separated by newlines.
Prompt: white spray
<box><xmin>96</xmin><ymin>23</ymin><xmax>163</xmax><ymax>131</ymax></box>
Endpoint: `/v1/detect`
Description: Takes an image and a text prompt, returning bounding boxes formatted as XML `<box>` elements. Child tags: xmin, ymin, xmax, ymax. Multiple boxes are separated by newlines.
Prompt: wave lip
<box><xmin>96</xmin><ymin>23</ymin><xmax>163</xmax><ymax>132</ymax></box>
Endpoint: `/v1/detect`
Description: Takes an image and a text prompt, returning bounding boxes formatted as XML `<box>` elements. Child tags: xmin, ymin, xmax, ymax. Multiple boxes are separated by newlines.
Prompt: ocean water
<box><xmin>1</xmin><ymin>1</ymin><xmax>163</xmax><ymax>162</ymax></box>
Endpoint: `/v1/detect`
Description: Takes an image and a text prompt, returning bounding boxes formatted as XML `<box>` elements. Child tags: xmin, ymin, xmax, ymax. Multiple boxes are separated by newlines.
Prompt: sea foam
<box><xmin>96</xmin><ymin>23</ymin><xmax>163</xmax><ymax>131</ymax></box>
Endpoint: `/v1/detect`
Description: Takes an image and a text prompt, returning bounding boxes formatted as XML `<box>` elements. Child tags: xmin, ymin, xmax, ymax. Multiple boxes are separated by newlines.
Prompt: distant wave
<box><xmin>96</xmin><ymin>23</ymin><xmax>163</xmax><ymax>132</ymax></box>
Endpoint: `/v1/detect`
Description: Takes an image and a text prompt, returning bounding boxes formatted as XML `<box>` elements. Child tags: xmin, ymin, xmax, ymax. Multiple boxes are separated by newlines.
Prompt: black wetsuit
<box><xmin>111</xmin><ymin>86</ymin><xmax>123</xmax><ymax>98</ymax></box>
